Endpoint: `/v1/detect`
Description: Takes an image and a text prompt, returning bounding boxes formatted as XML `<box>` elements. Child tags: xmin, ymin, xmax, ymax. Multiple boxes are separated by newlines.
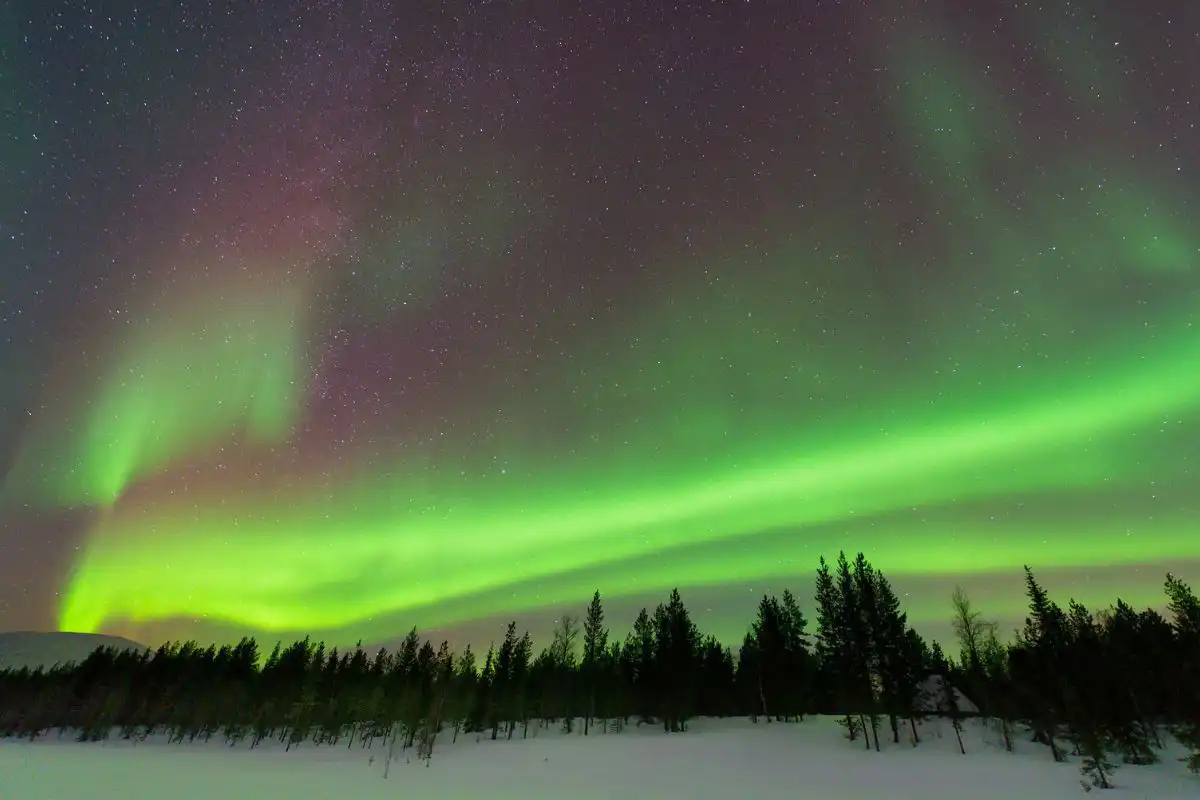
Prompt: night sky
<box><xmin>1</xmin><ymin>1</ymin><xmax>1198</xmax><ymax>652</ymax></box>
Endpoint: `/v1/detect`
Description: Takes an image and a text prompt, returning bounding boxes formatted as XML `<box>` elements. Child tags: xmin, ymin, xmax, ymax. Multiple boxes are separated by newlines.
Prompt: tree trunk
<box><xmin>384</xmin><ymin>723</ymin><xmax>399</xmax><ymax>779</ymax></box>
<box><xmin>758</xmin><ymin>671</ymin><xmax>769</xmax><ymax>722</ymax></box>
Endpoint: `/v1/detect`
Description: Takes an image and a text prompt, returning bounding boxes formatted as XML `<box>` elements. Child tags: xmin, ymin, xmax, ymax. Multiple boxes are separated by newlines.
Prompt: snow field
<box><xmin>1</xmin><ymin>715</ymin><xmax>1196</xmax><ymax>799</ymax></box>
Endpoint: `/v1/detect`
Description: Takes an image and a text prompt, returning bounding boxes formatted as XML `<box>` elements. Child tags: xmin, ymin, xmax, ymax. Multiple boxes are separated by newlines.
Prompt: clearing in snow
<box><xmin>1</xmin><ymin>715</ymin><xmax>1195</xmax><ymax>799</ymax></box>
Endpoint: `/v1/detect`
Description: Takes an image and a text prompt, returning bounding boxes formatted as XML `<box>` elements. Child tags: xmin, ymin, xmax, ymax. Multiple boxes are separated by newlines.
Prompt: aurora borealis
<box><xmin>1</xmin><ymin>1</ymin><xmax>1197</xmax><ymax>650</ymax></box>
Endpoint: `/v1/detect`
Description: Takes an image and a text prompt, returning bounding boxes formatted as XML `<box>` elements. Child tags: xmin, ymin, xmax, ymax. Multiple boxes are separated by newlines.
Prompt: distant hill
<box><xmin>0</xmin><ymin>631</ymin><xmax>148</xmax><ymax>672</ymax></box>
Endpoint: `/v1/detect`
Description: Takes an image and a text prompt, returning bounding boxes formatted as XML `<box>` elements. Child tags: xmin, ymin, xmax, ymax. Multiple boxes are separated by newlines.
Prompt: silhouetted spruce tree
<box><xmin>468</xmin><ymin>644</ymin><xmax>495</xmax><ymax>737</ymax></box>
<box><xmin>815</xmin><ymin>555</ymin><xmax>856</xmax><ymax>737</ymax></box>
<box><xmin>1165</xmin><ymin>573</ymin><xmax>1200</xmax><ymax>772</ymax></box>
<box><xmin>71</xmin><ymin>646</ymin><xmax>118</xmax><ymax>741</ymax></box>
<box><xmin>749</xmin><ymin>594</ymin><xmax>787</xmax><ymax>722</ymax></box>
<box><xmin>387</xmin><ymin>629</ymin><xmax>421</xmax><ymax>750</ymax></box>
<box><xmin>416</xmin><ymin>641</ymin><xmax>454</xmax><ymax>762</ymax></box>
<box><xmin>315</xmin><ymin>645</ymin><xmax>341</xmax><ymax>743</ymax></box>
<box><xmin>979</xmin><ymin>628</ymin><xmax>1015</xmax><ymax>752</ymax></box>
<box><xmin>549</xmin><ymin>615</ymin><xmax>579</xmax><ymax>733</ymax></box>
<box><xmin>595</xmin><ymin>639</ymin><xmax>621</xmax><ymax>731</ymax></box>
<box><xmin>848</xmin><ymin>553</ymin><xmax>881</xmax><ymax>751</ymax></box>
<box><xmin>626</xmin><ymin>607</ymin><xmax>657</xmax><ymax>725</ymax></box>
<box><xmin>382</xmin><ymin>637</ymin><xmax>412</xmax><ymax>769</ymax></box>
<box><xmin>494</xmin><ymin>624</ymin><xmax>518</xmax><ymax>739</ymax></box>
<box><xmin>516</xmin><ymin>632</ymin><xmax>534</xmax><ymax>738</ymax></box>
<box><xmin>339</xmin><ymin>643</ymin><xmax>370</xmax><ymax>748</ymax></box>
<box><xmin>867</xmin><ymin>566</ymin><xmax>915</xmax><ymax>745</ymax></box>
<box><xmin>654</xmin><ymin>589</ymin><xmax>700</xmax><ymax>732</ymax></box>
<box><xmin>900</xmin><ymin>628</ymin><xmax>929</xmax><ymax>745</ymax></box>
<box><xmin>736</xmin><ymin>632</ymin><xmax>764</xmax><ymax>722</ymax></box>
<box><xmin>1101</xmin><ymin>601</ymin><xmax>1162</xmax><ymax>758</ymax></box>
<box><xmin>406</xmin><ymin>640</ymin><xmax>438</xmax><ymax>748</ymax></box>
<box><xmin>1063</xmin><ymin>600</ymin><xmax>1118</xmax><ymax>788</ymax></box>
<box><xmin>528</xmin><ymin>646</ymin><xmax>552</xmax><ymax>730</ymax></box>
<box><xmin>696</xmin><ymin>635</ymin><xmax>736</xmax><ymax>718</ymax></box>
<box><xmin>491</xmin><ymin>623</ymin><xmax>524</xmax><ymax>740</ymax></box>
<box><xmin>276</xmin><ymin>637</ymin><xmax>318</xmax><ymax>751</ymax></box>
<box><xmin>363</xmin><ymin>646</ymin><xmax>390</xmax><ymax>747</ymax></box>
<box><xmin>926</xmin><ymin>640</ymin><xmax>949</xmax><ymax>674</ymax></box>
<box><xmin>1133</xmin><ymin>606</ymin><xmax>1177</xmax><ymax>725</ymax></box>
<box><xmin>1013</xmin><ymin>566</ymin><xmax>1066</xmax><ymax>762</ymax></box>
<box><xmin>779</xmin><ymin>589</ymin><xmax>815</xmax><ymax>719</ymax></box>
<box><xmin>252</xmin><ymin>642</ymin><xmax>280</xmax><ymax>746</ymax></box>
<box><xmin>582</xmin><ymin>591</ymin><xmax>609</xmax><ymax>735</ymax></box>
<box><xmin>612</xmin><ymin>638</ymin><xmax>636</xmax><ymax>731</ymax></box>
<box><xmin>1080</xmin><ymin>604</ymin><xmax>1155</xmax><ymax>766</ymax></box>
<box><xmin>446</xmin><ymin>644</ymin><xmax>476</xmax><ymax>744</ymax></box>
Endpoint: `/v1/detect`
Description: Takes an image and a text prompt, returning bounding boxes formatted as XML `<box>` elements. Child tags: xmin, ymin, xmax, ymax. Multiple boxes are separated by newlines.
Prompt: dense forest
<box><xmin>1</xmin><ymin>552</ymin><xmax>1197</xmax><ymax>790</ymax></box>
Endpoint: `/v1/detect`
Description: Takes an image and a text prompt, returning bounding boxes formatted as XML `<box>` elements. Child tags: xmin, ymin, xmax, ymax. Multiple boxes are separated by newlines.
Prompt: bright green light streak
<box><xmin>50</xmin><ymin>17</ymin><xmax>1200</xmax><ymax>645</ymax></box>
<box><xmin>4</xmin><ymin>283</ymin><xmax>309</xmax><ymax>509</ymax></box>
<box><xmin>58</xmin><ymin>321</ymin><xmax>1200</xmax><ymax>638</ymax></box>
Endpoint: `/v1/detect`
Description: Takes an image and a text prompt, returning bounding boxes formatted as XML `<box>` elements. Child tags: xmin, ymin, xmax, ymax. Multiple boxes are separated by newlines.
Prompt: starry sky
<box><xmin>1</xmin><ymin>0</ymin><xmax>1198</xmax><ymax>652</ymax></box>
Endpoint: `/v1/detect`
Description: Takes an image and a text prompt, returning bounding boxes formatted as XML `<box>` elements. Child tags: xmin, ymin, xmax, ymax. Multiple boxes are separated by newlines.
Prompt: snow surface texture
<box><xmin>0</xmin><ymin>632</ymin><xmax>147</xmax><ymax>671</ymax></box>
<box><xmin>1</xmin><ymin>716</ymin><xmax>1195</xmax><ymax>799</ymax></box>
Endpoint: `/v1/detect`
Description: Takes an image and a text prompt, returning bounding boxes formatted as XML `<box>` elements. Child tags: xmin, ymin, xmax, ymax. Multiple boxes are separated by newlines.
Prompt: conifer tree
<box><xmin>447</xmin><ymin>645</ymin><xmax>476</xmax><ymax>744</ymax></box>
<box><xmin>979</xmin><ymin>628</ymin><xmax>1014</xmax><ymax>752</ymax></box>
<box><xmin>736</xmin><ymin>632</ymin><xmax>763</xmax><ymax>722</ymax></box>
<box><xmin>868</xmin><ymin>568</ymin><xmax>913</xmax><ymax>744</ymax></box>
<box><xmin>405</xmin><ymin>640</ymin><xmax>437</xmax><ymax>748</ymax></box>
<box><xmin>549</xmin><ymin>617</ymin><xmax>578</xmax><ymax>733</ymax></box>
<box><xmin>608</xmin><ymin>639</ymin><xmax>632</xmax><ymax>731</ymax></box>
<box><xmin>779</xmin><ymin>589</ymin><xmax>815</xmax><ymax>719</ymax></box>
<box><xmin>1101</xmin><ymin>601</ymin><xmax>1162</xmax><ymax>757</ymax></box>
<box><xmin>582</xmin><ymin>591</ymin><xmax>609</xmax><ymax>735</ymax></box>
<box><xmin>1014</xmin><ymin>566</ymin><xmax>1066</xmax><ymax>762</ymax></box>
<box><xmin>469</xmin><ymin>644</ymin><xmax>495</xmax><ymax>737</ymax></box>
<box><xmin>516</xmin><ymin>632</ymin><xmax>534</xmax><ymax>738</ymax></box>
<box><xmin>1165</xmin><ymin>574</ymin><xmax>1200</xmax><ymax>772</ymax></box>
<box><xmin>654</xmin><ymin>589</ymin><xmax>700</xmax><ymax>732</ymax></box>
<box><xmin>696</xmin><ymin>635</ymin><xmax>736</xmax><ymax>717</ymax></box>
<box><xmin>1063</xmin><ymin>600</ymin><xmax>1118</xmax><ymax>787</ymax></box>
<box><xmin>626</xmin><ymin>607</ymin><xmax>657</xmax><ymax>725</ymax></box>
<box><xmin>849</xmin><ymin>553</ymin><xmax>881</xmax><ymax>751</ymax></box>
<box><xmin>416</xmin><ymin>641</ymin><xmax>454</xmax><ymax>762</ymax></box>
<box><xmin>815</xmin><ymin>556</ymin><xmax>856</xmax><ymax>738</ymax></box>
<box><xmin>900</xmin><ymin>628</ymin><xmax>928</xmax><ymax>745</ymax></box>
<box><xmin>749</xmin><ymin>594</ymin><xmax>786</xmax><ymax>721</ymax></box>
<box><xmin>492</xmin><ymin>623</ymin><xmax>520</xmax><ymax>740</ymax></box>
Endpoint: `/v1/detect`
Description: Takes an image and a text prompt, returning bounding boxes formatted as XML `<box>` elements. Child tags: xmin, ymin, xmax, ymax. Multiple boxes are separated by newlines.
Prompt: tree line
<box><xmin>0</xmin><ymin>552</ymin><xmax>1196</xmax><ymax>789</ymax></box>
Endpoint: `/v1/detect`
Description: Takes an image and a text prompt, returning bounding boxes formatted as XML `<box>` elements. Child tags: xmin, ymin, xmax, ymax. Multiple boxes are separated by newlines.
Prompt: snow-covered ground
<box><xmin>1</xmin><ymin>716</ymin><xmax>1195</xmax><ymax>799</ymax></box>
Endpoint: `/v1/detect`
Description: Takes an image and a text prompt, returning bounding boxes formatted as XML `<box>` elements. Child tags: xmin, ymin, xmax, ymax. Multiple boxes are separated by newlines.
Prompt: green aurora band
<box><xmin>20</xmin><ymin>17</ymin><xmax>1199</xmax><ymax>645</ymax></box>
<box><xmin>57</xmin><ymin>307</ymin><xmax>1200</xmax><ymax>641</ymax></box>
<box><xmin>4</xmin><ymin>281</ymin><xmax>309</xmax><ymax>509</ymax></box>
